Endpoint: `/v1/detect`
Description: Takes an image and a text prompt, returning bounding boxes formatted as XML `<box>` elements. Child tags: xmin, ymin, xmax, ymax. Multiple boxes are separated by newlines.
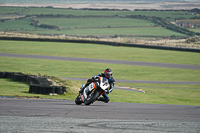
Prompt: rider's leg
<box><xmin>98</xmin><ymin>92</ymin><xmax>110</xmax><ymax>103</ymax></box>
<box><xmin>79</xmin><ymin>79</ymin><xmax>91</xmax><ymax>94</ymax></box>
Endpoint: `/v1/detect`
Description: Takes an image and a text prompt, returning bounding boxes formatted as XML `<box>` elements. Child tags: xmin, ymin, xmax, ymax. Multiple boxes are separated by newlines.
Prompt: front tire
<box><xmin>84</xmin><ymin>90</ymin><xmax>100</xmax><ymax>105</ymax></box>
<box><xmin>75</xmin><ymin>95</ymin><xmax>82</xmax><ymax>105</ymax></box>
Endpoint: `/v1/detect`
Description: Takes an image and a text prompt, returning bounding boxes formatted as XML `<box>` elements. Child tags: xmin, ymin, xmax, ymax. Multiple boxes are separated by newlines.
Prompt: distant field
<box><xmin>0</xmin><ymin>6</ymin><xmax>25</xmax><ymax>14</ymax></box>
<box><xmin>24</xmin><ymin>7</ymin><xmax>191</xmax><ymax>19</ymax></box>
<box><xmin>0</xmin><ymin>17</ymin><xmax>186</xmax><ymax>37</ymax></box>
<box><xmin>189</xmin><ymin>28</ymin><xmax>200</xmax><ymax>33</ymax></box>
<box><xmin>1</xmin><ymin>6</ymin><xmax>198</xmax><ymax>38</ymax></box>
<box><xmin>30</xmin><ymin>27</ymin><xmax>183</xmax><ymax>36</ymax></box>
<box><xmin>0</xmin><ymin>6</ymin><xmax>191</xmax><ymax>18</ymax></box>
<box><xmin>37</xmin><ymin>18</ymin><xmax>156</xmax><ymax>28</ymax></box>
<box><xmin>0</xmin><ymin>19</ymin><xmax>39</xmax><ymax>31</ymax></box>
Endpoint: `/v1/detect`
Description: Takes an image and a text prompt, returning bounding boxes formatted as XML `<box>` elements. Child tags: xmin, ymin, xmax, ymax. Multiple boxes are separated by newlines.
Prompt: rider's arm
<box><xmin>91</xmin><ymin>75</ymin><xmax>99</xmax><ymax>82</ymax></box>
<box><xmin>109</xmin><ymin>83</ymin><xmax>114</xmax><ymax>93</ymax></box>
<box><xmin>108</xmin><ymin>77</ymin><xmax>115</xmax><ymax>93</ymax></box>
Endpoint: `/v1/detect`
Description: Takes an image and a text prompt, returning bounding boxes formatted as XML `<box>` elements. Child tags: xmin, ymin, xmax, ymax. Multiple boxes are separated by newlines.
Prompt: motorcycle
<box><xmin>75</xmin><ymin>76</ymin><xmax>110</xmax><ymax>105</ymax></box>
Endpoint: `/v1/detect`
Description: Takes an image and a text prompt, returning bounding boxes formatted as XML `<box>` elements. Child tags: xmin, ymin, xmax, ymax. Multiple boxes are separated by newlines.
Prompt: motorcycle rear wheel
<box><xmin>84</xmin><ymin>90</ymin><xmax>100</xmax><ymax>105</ymax></box>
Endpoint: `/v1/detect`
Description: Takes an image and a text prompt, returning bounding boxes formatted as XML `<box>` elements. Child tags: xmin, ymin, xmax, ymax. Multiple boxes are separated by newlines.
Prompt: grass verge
<box><xmin>1</xmin><ymin>78</ymin><xmax>199</xmax><ymax>105</ymax></box>
<box><xmin>0</xmin><ymin>57</ymin><xmax>200</xmax><ymax>82</ymax></box>
<box><xmin>1</xmin><ymin>40</ymin><xmax>200</xmax><ymax>65</ymax></box>
<box><xmin>0</xmin><ymin>78</ymin><xmax>81</xmax><ymax>99</ymax></box>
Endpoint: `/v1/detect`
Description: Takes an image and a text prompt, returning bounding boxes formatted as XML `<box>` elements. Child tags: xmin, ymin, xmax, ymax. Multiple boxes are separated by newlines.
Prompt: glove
<box><xmin>91</xmin><ymin>76</ymin><xmax>99</xmax><ymax>82</ymax></box>
<box><xmin>106</xmin><ymin>89</ymin><xmax>110</xmax><ymax>94</ymax></box>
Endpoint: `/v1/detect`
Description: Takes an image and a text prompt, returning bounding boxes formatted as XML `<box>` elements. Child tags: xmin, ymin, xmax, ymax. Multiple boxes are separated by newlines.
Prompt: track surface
<box><xmin>1</xmin><ymin>53</ymin><xmax>200</xmax><ymax>70</ymax></box>
<box><xmin>0</xmin><ymin>98</ymin><xmax>200</xmax><ymax>133</ymax></box>
<box><xmin>1</xmin><ymin>53</ymin><xmax>200</xmax><ymax>132</ymax></box>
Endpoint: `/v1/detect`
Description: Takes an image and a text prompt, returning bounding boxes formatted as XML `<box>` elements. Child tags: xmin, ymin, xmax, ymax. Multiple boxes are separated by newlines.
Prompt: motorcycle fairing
<box><xmin>83</xmin><ymin>77</ymin><xmax>110</xmax><ymax>101</ymax></box>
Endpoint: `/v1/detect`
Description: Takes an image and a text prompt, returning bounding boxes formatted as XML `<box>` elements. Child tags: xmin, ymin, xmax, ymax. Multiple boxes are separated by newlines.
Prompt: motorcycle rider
<box><xmin>79</xmin><ymin>68</ymin><xmax>115</xmax><ymax>103</ymax></box>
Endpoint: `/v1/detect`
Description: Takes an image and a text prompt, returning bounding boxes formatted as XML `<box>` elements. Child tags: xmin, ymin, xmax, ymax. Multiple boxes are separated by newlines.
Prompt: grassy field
<box><xmin>1</xmin><ymin>40</ymin><xmax>200</xmax><ymax>65</ymax></box>
<box><xmin>189</xmin><ymin>28</ymin><xmax>200</xmax><ymax>33</ymax></box>
<box><xmin>0</xmin><ymin>6</ymin><xmax>192</xmax><ymax>19</ymax></box>
<box><xmin>0</xmin><ymin>40</ymin><xmax>200</xmax><ymax>105</ymax></box>
<box><xmin>1</xmin><ymin>6</ymin><xmax>196</xmax><ymax>38</ymax></box>
<box><xmin>37</xmin><ymin>18</ymin><xmax>156</xmax><ymax>28</ymax></box>
<box><xmin>0</xmin><ymin>19</ymin><xmax>40</xmax><ymax>31</ymax></box>
<box><xmin>22</xmin><ymin>27</ymin><xmax>185</xmax><ymax>37</ymax></box>
<box><xmin>0</xmin><ymin>6</ymin><xmax>25</xmax><ymax>14</ymax></box>
<box><xmin>0</xmin><ymin>17</ymin><xmax>186</xmax><ymax>37</ymax></box>
<box><xmin>1</xmin><ymin>56</ymin><xmax>200</xmax><ymax>81</ymax></box>
<box><xmin>24</xmin><ymin>7</ymin><xmax>191</xmax><ymax>19</ymax></box>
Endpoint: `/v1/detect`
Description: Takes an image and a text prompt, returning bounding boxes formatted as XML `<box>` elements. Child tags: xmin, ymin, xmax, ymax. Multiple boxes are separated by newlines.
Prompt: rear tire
<box><xmin>84</xmin><ymin>90</ymin><xmax>100</xmax><ymax>105</ymax></box>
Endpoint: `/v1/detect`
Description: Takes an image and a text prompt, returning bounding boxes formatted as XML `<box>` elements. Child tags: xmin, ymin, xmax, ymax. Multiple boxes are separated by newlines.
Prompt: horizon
<box><xmin>0</xmin><ymin>0</ymin><xmax>200</xmax><ymax>4</ymax></box>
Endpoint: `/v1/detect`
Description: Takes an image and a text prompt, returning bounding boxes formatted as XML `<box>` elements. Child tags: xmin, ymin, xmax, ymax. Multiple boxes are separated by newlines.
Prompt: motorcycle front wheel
<box><xmin>84</xmin><ymin>90</ymin><xmax>100</xmax><ymax>105</ymax></box>
<box><xmin>75</xmin><ymin>95</ymin><xmax>83</xmax><ymax>105</ymax></box>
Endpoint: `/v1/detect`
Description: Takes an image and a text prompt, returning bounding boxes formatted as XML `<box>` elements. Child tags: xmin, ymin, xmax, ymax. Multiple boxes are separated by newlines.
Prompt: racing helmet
<box><xmin>104</xmin><ymin>68</ymin><xmax>113</xmax><ymax>79</ymax></box>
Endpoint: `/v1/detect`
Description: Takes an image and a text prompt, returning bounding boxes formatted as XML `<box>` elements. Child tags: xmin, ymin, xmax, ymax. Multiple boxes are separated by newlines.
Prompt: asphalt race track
<box><xmin>1</xmin><ymin>53</ymin><xmax>200</xmax><ymax>70</ymax></box>
<box><xmin>0</xmin><ymin>98</ymin><xmax>200</xmax><ymax>133</ymax></box>
<box><xmin>0</xmin><ymin>53</ymin><xmax>200</xmax><ymax>132</ymax></box>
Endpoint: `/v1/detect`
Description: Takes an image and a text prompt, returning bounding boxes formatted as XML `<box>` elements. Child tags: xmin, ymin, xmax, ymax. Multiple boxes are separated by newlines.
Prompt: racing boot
<box><xmin>98</xmin><ymin>97</ymin><xmax>110</xmax><ymax>103</ymax></box>
<box><xmin>98</xmin><ymin>92</ymin><xmax>110</xmax><ymax>103</ymax></box>
<box><xmin>79</xmin><ymin>80</ymin><xmax>91</xmax><ymax>94</ymax></box>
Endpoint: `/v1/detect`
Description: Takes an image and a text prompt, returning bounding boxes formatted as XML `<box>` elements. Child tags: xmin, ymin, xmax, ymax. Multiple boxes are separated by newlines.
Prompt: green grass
<box><xmin>188</xmin><ymin>28</ymin><xmax>200</xmax><ymax>33</ymax></box>
<box><xmin>1</xmin><ymin>40</ymin><xmax>199</xmax><ymax>65</ymax></box>
<box><xmin>0</xmin><ymin>78</ymin><xmax>81</xmax><ymax>99</ymax></box>
<box><xmin>0</xmin><ymin>19</ymin><xmax>43</xmax><ymax>31</ymax></box>
<box><xmin>23</xmin><ymin>27</ymin><xmax>185</xmax><ymax>37</ymax></box>
<box><xmin>0</xmin><ymin>17</ymin><xmax>186</xmax><ymax>37</ymax></box>
<box><xmin>0</xmin><ymin>7</ymin><xmax>25</xmax><ymax>14</ymax></box>
<box><xmin>0</xmin><ymin>78</ymin><xmax>30</xmax><ymax>97</ymax></box>
<box><xmin>0</xmin><ymin>6</ymin><xmax>197</xmax><ymax>38</ymax></box>
<box><xmin>24</xmin><ymin>7</ymin><xmax>193</xmax><ymax>19</ymax></box>
<box><xmin>0</xmin><ymin>5</ymin><xmax>200</xmax><ymax>105</ymax></box>
<box><xmin>0</xmin><ymin>12</ymin><xmax>187</xmax><ymax>37</ymax></box>
<box><xmin>24</xmin><ymin>7</ymin><xmax>118</xmax><ymax>16</ymax></box>
<box><xmin>61</xmin><ymin>27</ymin><xmax>185</xmax><ymax>36</ymax></box>
<box><xmin>37</xmin><ymin>17</ymin><xmax>156</xmax><ymax>28</ymax></box>
<box><xmin>1</xmin><ymin>78</ymin><xmax>199</xmax><ymax>105</ymax></box>
<box><xmin>0</xmin><ymin>40</ymin><xmax>200</xmax><ymax>105</ymax></box>
<box><xmin>110</xmin><ymin>87</ymin><xmax>200</xmax><ymax>105</ymax></box>
<box><xmin>0</xmin><ymin>56</ymin><xmax>199</xmax><ymax>82</ymax></box>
